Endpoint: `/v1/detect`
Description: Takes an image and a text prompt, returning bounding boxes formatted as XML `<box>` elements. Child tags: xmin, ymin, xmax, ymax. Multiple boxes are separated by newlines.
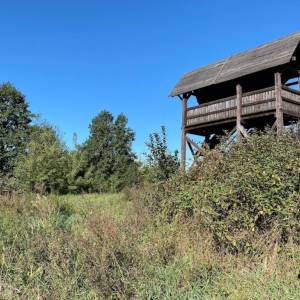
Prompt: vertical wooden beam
<box><xmin>181</xmin><ymin>95</ymin><xmax>187</xmax><ymax>171</ymax></box>
<box><xmin>236</xmin><ymin>84</ymin><xmax>242</xmax><ymax>140</ymax></box>
<box><xmin>275</xmin><ymin>72</ymin><xmax>283</xmax><ymax>136</ymax></box>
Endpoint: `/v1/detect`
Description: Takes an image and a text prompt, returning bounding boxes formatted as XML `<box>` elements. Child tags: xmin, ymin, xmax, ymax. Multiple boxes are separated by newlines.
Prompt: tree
<box><xmin>145</xmin><ymin>126</ymin><xmax>179</xmax><ymax>182</ymax></box>
<box><xmin>73</xmin><ymin>111</ymin><xmax>138</xmax><ymax>192</ymax></box>
<box><xmin>0</xmin><ymin>83</ymin><xmax>32</xmax><ymax>175</ymax></box>
<box><xmin>15</xmin><ymin>124</ymin><xmax>70</xmax><ymax>194</ymax></box>
<box><xmin>68</xmin><ymin>143</ymin><xmax>91</xmax><ymax>193</ymax></box>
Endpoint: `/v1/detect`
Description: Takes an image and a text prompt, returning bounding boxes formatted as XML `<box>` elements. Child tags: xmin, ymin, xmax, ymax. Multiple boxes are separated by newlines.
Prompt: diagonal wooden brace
<box><xmin>237</xmin><ymin>124</ymin><xmax>248</xmax><ymax>138</ymax></box>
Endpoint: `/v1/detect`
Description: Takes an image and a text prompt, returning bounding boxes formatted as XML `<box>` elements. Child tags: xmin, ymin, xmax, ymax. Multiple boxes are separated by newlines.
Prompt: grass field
<box><xmin>57</xmin><ymin>193</ymin><xmax>131</xmax><ymax>219</ymax></box>
<box><xmin>0</xmin><ymin>193</ymin><xmax>300</xmax><ymax>299</ymax></box>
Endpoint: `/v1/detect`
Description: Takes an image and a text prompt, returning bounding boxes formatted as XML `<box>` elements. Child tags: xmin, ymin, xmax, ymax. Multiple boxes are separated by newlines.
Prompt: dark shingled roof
<box><xmin>170</xmin><ymin>31</ymin><xmax>300</xmax><ymax>97</ymax></box>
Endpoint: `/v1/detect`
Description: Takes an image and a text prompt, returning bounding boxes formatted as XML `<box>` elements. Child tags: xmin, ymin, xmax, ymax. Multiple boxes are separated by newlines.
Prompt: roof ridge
<box><xmin>170</xmin><ymin>31</ymin><xmax>300</xmax><ymax>97</ymax></box>
<box><xmin>181</xmin><ymin>31</ymin><xmax>300</xmax><ymax>79</ymax></box>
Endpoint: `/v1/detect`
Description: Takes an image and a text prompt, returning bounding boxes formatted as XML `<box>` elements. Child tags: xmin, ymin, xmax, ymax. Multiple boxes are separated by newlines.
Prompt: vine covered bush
<box><xmin>140</xmin><ymin>128</ymin><xmax>300</xmax><ymax>252</ymax></box>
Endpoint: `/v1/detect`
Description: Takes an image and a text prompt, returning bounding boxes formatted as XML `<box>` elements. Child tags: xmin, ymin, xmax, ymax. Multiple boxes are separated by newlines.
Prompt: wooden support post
<box><xmin>275</xmin><ymin>72</ymin><xmax>283</xmax><ymax>136</ymax></box>
<box><xmin>236</xmin><ymin>84</ymin><xmax>242</xmax><ymax>140</ymax></box>
<box><xmin>181</xmin><ymin>95</ymin><xmax>187</xmax><ymax>171</ymax></box>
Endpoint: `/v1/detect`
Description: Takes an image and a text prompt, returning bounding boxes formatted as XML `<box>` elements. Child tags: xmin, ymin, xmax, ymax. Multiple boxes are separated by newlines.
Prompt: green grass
<box><xmin>55</xmin><ymin>193</ymin><xmax>130</xmax><ymax>219</ymax></box>
<box><xmin>0</xmin><ymin>193</ymin><xmax>300</xmax><ymax>299</ymax></box>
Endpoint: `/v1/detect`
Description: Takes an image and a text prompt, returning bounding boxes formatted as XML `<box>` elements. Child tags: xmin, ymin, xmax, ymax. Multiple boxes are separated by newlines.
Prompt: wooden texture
<box><xmin>181</xmin><ymin>96</ymin><xmax>187</xmax><ymax>170</ymax></box>
<box><xmin>236</xmin><ymin>84</ymin><xmax>242</xmax><ymax>140</ymax></box>
<box><xmin>170</xmin><ymin>31</ymin><xmax>300</xmax><ymax>97</ymax></box>
<box><xmin>173</xmin><ymin>32</ymin><xmax>300</xmax><ymax>148</ymax></box>
<box><xmin>186</xmin><ymin>87</ymin><xmax>276</xmax><ymax>127</ymax></box>
<box><xmin>275</xmin><ymin>72</ymin><xmax>283</xmax><ymax>136</ymax></box>
<box><xmin>184</xmin><ymin>86</ymin><xmax>300</xmax><ymax>131</ymax></box>
<box><xmin>187</xmin><ymin>137</ymin><xmax>204</xmax><ymax>167</ymax></box>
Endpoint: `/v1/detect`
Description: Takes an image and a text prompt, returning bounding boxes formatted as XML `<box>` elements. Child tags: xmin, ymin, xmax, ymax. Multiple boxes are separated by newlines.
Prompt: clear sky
<box><xmin>0</xmin><ymin>0</ymin><xmax>299</xmax><ymax>160</ymax></box>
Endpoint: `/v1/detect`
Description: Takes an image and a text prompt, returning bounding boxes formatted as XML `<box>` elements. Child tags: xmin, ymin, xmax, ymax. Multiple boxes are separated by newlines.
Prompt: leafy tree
<box><xmin>68</xmin><ymin>143</ymin><xmax>91</xmax><ymax>193</ymax></box>
<box><xmin>73</xmin><ymin>111</ymin><xmax>138</xmax><ymax>192</ymax></box>
<box><xmin>0</xmin><ymin>83</ymin><xmax>32</xmax><ymax>175</ymax></box>
<box><xmin>145</xmin><ymin>126</ymin><xmax>179</xmax><ymax>182</ymax></box>
<box><xmin>15</xmin><ymin>124</ymin><xmax>70</xmax><ymax>194</ymax></box>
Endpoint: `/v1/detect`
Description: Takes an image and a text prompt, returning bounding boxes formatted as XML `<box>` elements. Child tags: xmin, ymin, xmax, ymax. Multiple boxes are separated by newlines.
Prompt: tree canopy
<box><xmin>71</xmin><ymin>111</ymin><xmax>138</xmax><ymax>192</ymax></box>
<box><xmin>15</xmin><ymin>124</ymin><xmax>70</xmax><ymax>194</ymax></box>
<box><xmin>0</xmin><ymin>83</ymin><xmax>32</xmax><ymax>175</ymax></box>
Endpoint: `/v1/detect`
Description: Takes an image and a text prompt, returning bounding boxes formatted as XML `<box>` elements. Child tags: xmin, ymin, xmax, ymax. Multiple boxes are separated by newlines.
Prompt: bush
<box><xmin>144</xmin><ymin>126</ymin><xmax>179</xmax><ymax>183</ymax></box>
<box><xmin>14</xmin><ymin>124</ymin><xmax>70</xmax><ymax>194</ymax></box>
<box><xmin>139</xmin><ymin>128</ymin><xmax>300</xmax><ymax>252</ymax></box>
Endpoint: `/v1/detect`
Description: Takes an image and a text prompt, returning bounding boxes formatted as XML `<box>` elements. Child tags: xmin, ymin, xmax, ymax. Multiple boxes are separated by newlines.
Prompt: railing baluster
<box><xmin>185</xmin><ymin>86</ymin><xmax>300</xmax><ymax>127</ymax></box>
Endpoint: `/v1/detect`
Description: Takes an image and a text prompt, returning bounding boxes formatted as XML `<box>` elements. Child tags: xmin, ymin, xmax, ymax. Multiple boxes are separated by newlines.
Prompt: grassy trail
<box><xmin>56</xmin><ymin>193</ymin><xmax>130</xmax><ymax>219</ymax></box>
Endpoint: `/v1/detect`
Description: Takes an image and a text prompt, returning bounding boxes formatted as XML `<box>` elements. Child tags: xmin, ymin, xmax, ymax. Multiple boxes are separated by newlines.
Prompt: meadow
<box><xmin>1</xmin><ymin>192</ymin><xmax>300</xmax><ymax>299</ymax></box>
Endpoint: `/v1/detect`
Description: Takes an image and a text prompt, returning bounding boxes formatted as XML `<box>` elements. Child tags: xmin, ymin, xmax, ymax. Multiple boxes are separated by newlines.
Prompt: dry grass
<box><xmin>0</xmin><ymin>193</ymin><xmax>300</xmax><ymax>299</ymax></box>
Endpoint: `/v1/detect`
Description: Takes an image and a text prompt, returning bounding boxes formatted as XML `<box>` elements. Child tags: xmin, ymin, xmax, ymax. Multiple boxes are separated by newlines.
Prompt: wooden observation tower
<box><xmin>170</xmin><ymin>32</ymin><xmax>300</xmax><ymax>169</ymax></box>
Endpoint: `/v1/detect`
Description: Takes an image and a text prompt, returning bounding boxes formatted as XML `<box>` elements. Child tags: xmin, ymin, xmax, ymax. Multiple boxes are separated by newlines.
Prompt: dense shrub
<box><xmin>144</xmin><ymin>126</ymin><xmax>179</xmax><ymax>183</ymax></box>
<box><xmin>14</xmin><ymin>124</ymin><xmax>70</xmax><ymax>194</ymax></box>
<box><xmin>140</xmin><ymin>128</ymin><xmax>300</xmax><ymax>252</ymax></box>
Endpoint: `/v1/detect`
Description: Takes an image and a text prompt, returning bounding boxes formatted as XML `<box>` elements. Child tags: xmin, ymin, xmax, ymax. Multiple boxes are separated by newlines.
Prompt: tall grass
<box><xmin>0</xmin><ymin>193</ymin><xmax>300</xmax><ymax>299</ymax></box>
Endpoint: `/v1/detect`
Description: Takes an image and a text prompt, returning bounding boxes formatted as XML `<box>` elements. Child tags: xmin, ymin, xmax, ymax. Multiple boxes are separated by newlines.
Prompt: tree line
<box><xmin>0</xmin><ymin>82</ymin><xmax>179</xmax><ymax>194</ymax></box>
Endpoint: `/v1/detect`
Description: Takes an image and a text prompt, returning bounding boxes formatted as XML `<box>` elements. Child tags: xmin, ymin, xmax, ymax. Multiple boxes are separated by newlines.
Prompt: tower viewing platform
<box><xmin>170</xmin><ymin>32</ymin><xmax>300</xmax><ymax>168</ymax></box>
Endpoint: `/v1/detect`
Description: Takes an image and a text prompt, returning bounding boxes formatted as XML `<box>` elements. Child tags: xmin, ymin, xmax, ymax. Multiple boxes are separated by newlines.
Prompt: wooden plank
<box><xmin>181</xmin><ymin>95</ymin><xmax>188</xmax><ymax>171</ymax></box>
<box><xmin>186</xmin><ymin>118</ymin><xmax>236</xmax><ymax>131</ymax></box>
<box><xmin>187</xmin><ymin>98</ymin><xmax>276</xmax><ymax>121</ymax></box>
<box><xmin>170</xmin><ymin>32</ymin><xmax>300</xmax><ymax>97</ymax></box>
<box><xmin>282</xmin><ymin>109</ymin><xmax>300</xmax><ymax>119</ymax></box>
<box><xmin>236</xmin><ymin>84</ymin><xmax>242</xmax><ymax>140</ymax></box>
<box><xmin>238</xmin><ymin>124</ymin><xmax>248</xmax><ymax>138</ymax></box>
<box><xmin>187</xmin><ymin>140</ymin><xmax>195</xmax><ymax>157</ymax></box>
<box><xmin>282</xmin><ymin>85</ymin><xmax>300</xmax><ymax>95</ymax></box>
<box><xmin>275</xmin><ymin>72</ymin><xmax>283</xmax><ymax>136</ymax></box>
<box><xmin>285</xmin><ymin>80</ymin><xmax>298</xmax><ymax>87</ymax></box>
<box><xmin>186</xmin><ymin>86</ymin><xmax>275</xmax><ymax>112</ymax></box>
<box><xmin>186</xmin><ymin>137</ymin><xmax>202</xmax><ymax>153</ymax></box>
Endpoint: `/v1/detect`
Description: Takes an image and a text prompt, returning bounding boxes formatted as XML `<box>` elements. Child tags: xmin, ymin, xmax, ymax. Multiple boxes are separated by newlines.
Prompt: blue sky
<box><xmin>0</xmin><ymin>0</ymin><xmax>299</xmax><ymax>160</ymax></box>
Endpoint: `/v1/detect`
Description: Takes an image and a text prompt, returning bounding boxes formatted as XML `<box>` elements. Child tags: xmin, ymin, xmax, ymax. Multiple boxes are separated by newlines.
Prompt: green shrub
<box><xmin>14</xmin><ymin>124</ymin><xmax>70</xmax><ymax>194</ymax></box>
<box><xmin>140</xmin><ymin>129</ymin><xmax>300</xmax><ymax>252</ymax></box>
<box><xmin>144</xmin><ymin>126</ymin><xmax>179</xmax><ymax>183</ymax></box>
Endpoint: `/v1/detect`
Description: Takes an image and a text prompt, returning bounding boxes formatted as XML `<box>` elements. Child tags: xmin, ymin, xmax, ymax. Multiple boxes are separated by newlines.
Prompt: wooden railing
<box><xmin>186</xmin><ymin>86</ymin><xmax>300</xmax><ymax>127</ymax></box>
<box><xmin>282</xmin><ymin>87</ymin><xmax>300</xmax><ymax>117</ymax></box>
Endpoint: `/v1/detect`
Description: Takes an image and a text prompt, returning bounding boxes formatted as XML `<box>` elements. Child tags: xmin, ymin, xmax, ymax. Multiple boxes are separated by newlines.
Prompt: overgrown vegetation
<box><xmin>1</xmin><ymin>129</ymin><xmax>300</xmax><ymax>298</ymax></box>
<box><xmin>0</xmin><ymin>83</ymin><xmax>32</xmax><ymax>192</ymax></box>
<box><xmin>15</xmin><ymin>124</ymin><xmax>70</xmax><ymax>194</ymax></box>
<box><xmin>0</xmin><ymin>83</ymin><xmax>32</xmax><ymax>174</ymax></box>
<box><xmin>1</xmin><ymin>82</ymin><xmax>300</xmax><ymax>298</ymax></box>
<box><xmin>0</xmin><ymin>83</ymin><xmax>140</xmax><ymax>194</ymax></box>
<box><xmin>141</xmin><ymin>128</ymin><xmax>300</xmax><ymax>253</ymax></box>
<box><xmin>1</xmin><ymin>191</ymin><xmax>300</xmax><ymax>299</ymax></box>
<box><xmin>144</xmin><ymin>126</ymin><xmax>179</xmax><ymax>183</ymax></box>
<box><xmin>69</xmin><ymin>111</ymin><xmax>139</xmax><ymax>193</ymax></box>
